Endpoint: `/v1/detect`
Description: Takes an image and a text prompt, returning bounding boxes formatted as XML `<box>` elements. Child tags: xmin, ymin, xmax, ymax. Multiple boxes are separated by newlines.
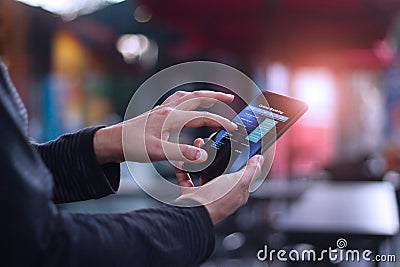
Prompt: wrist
<box><xmin>93</xmin><ymin>125</ymin><xmax>124</xmax><ymax>164</ymax></box>
<box><xmin>204</xmin><ymin>204</ymin><xmax>222</xmax><ymax>225</ymax></box>
<box><xmin>175</xmin><ymin>195</ymin><xmax>220</xmax><ymax>225</ymax></box>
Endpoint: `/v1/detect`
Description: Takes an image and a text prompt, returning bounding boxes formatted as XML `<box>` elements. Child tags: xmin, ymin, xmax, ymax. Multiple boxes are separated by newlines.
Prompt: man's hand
<box><xmin>93</xmin><ymin>90</ymin><xmax>236</xmax><ymax>164</ymax></box>
<box><xmin>175</xmin><ymin>138</ymin><xmax>264</xmax><ymax>225</ymax></box>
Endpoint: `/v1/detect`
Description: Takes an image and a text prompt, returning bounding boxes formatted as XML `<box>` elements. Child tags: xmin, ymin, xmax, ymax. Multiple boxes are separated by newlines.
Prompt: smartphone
<box><xmin>183</xmin><ymin>91</ymin><xmax>308</xmax><ymax>182</ymax></box>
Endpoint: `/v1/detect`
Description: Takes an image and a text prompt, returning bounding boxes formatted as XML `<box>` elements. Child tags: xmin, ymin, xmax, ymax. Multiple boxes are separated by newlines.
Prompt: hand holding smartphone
<box><xmin>183</xmin><ymin>91</ymin><xmax>308</xmax><ymax>182</ymax></box>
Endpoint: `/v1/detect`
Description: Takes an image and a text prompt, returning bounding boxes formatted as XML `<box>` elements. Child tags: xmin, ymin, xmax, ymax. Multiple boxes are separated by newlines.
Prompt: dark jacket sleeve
<box><xmin>32</xmin><ymin>126</ymin><xmax>120</xmax><ymax>203</ymax></box>
<box><xmin>0</xmin><ymin>100</ymin><xmax>215</xmax><ymax>267</ymax></box>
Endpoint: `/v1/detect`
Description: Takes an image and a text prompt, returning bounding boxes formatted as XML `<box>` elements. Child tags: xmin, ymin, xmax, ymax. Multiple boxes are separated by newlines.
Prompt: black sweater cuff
<box><xmin>79</xmin><ymin>126</ymin><xmax>120</xmax><ymax>197</ymax></box>
<box><xmin>35</xmin><ymin>126</ymin><xmax>120</xmax><ymax>203</ymax></box>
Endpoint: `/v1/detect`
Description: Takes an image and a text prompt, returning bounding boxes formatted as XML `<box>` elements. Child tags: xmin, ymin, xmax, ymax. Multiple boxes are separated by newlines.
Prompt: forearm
<box><xmin>46</xmin><ymin>205</ymin><xmax>215</xmax><ymax>267</ymax></box>
<box><xmin>33</xmin><ymin>127</ymin><xmax>120</xmax><ymax>203</ymax></box>
<box><xmin>6</xmin><ymin>203</ymin><xmax>215</xmax><ymax>267</ymax></box>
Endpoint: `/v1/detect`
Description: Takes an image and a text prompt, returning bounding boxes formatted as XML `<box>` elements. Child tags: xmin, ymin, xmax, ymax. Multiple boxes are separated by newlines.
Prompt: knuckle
<box><xmin>174</xmin><ymin>91</ymin><xmax>187</xmax><ymax>98</ymax></box>
<box><xmin>192</xmin><ymin>91</ymin><xmax>202</xmax><ymax>98</ymax></box>
<box><xmin>152</xmin><ymin>141</ymin><xmax>162</xmax><ymax>152</ymax></box>
<box><xmin>239</xmin><ymin>178</ymin><xmax>248</xmax><ymax>188</ymax></box>
<box><xmin>181</xmin><ymin>144</ymin><xmax>196</xmax><ymax>159</ymax></box>
<box><xmin>239</xmin><ymin>181</ymin><xmax>247</xmax><ymax>190</ymax></box>
<box><xmin>202</xmin><ymin>111</ymin><xmax>211</xmax><ymax>120</ymax></box>
<box><xmin>158</xmin><ymin>106</ymin><xmax>174</xmax><ymax>116</ymax></box>
<box><xmin>181</xmin><ymin>144</ymin><xmax>190</xmax><ymax>155</ymax></box>
<box><xmin>198</xmin><ymin>111</ymin><xmax>210</xmax><ymax>126</ymax></box>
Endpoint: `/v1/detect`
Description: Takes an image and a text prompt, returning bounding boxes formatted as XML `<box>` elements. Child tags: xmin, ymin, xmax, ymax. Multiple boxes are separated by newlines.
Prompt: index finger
<box><xmin>166</xmin><ymin>110</ymin><xmax>237</xmax><ymax>132</ymax></box>
<box><xmin>163</xmin><ymin>90</ymin><xmax>234</xmax><ymax>110</ymax></box>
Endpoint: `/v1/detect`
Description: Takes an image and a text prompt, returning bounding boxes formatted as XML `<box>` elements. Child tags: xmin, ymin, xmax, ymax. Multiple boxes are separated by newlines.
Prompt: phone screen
<box><xmin>184</xmin><ymin>91</ymin><xmax>307</xmax><ymax>182</ymax></box>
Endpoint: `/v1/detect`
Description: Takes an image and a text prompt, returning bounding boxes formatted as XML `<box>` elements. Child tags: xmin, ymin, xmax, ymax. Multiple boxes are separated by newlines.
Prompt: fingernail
<box><xmin>195</xmin><ymin>149</ymin><xmax>207</xmax><ymax>161</ymax></box>
<box><xmin>196</xmin><ymin>150</ymin><xmax>201</xmax><ymax>160</ymax></box>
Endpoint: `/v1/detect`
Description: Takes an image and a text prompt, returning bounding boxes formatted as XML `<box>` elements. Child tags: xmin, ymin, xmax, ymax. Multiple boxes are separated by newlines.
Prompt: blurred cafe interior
<box><xmin>3</xmin><ymin>0</ymin><xmax>400</xmax><ymax>266</ymax></box>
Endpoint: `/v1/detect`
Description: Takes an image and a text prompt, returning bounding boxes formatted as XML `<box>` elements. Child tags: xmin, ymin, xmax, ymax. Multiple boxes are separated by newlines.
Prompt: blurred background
<box><xmin>3</xmin><ymin>0</ymin><xmax>400</xmax><ymax>266</ymax></box>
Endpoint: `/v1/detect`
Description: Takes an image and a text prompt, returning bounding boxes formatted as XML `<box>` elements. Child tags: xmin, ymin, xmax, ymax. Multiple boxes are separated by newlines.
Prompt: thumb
<box><xmin>240</xmin><ymin>155</ymin><xmax>264</xmax><ymax>186</ymax></box>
